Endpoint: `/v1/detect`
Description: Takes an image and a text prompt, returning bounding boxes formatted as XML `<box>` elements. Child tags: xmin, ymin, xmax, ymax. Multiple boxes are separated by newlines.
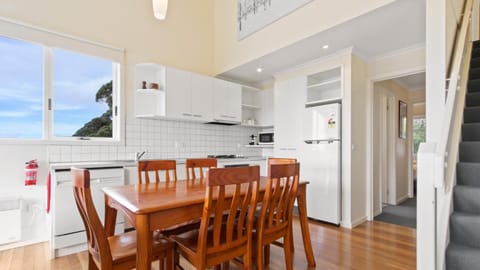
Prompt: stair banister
<box><xmin>418</xmin><ymin>0</ymin><xmax>474</xmax><ymax>269</ymax></box>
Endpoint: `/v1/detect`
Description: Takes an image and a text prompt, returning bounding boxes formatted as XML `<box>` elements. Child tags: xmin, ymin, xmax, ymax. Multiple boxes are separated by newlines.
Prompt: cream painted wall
<box><xmin>368</xmin><ymin>46</ymin><xmax>426</xmax><ymax>80</ymax></box>
<box><xmin>213</xmin><ymin>0</ymin><xmax>395</xmax><ymax>74</ymax></box>
<box><xmin>350</xmin><ymin>55</ymin><xmax>369</xmax><ymax>225</ymax></box>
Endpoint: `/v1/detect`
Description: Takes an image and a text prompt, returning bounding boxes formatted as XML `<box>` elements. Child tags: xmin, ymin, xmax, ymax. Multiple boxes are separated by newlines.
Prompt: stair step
<box><xmin>463</xmin><ymin>107</ymin><xmax>480</xmax><ymax>123</ymax></box>
<box><xmin>471</xmin><ymin>57</ymin><xmax>480</xmax><ymax>69</ymax></box>
<box><xmin>450</xmin><ymin>213</ymin><xmax>480</xmax><ymax>248</ymax></box>
<box><xmin>466</xmin><ymin>92</ymin><xmax>480</xmax><ymax>107</ymax></box>
<box><xmin>459</xmin><ymin>142</ymin><xmax>480</xmax><ymax>162</ymax></box>
<box><xmin>457</xmin><ymin>163</ymin><xmax>480</xmax><ymax>187</ymax></box>
<box><xmin>470</xmin><ymin>67</ymin><xmax>480</xmax><ymax>80</ymax></box>
<box><xmin>462</xmin><ymin>123</ymin><xmax>480</xmax><ymax>141</ymax></box>
<box><xmin>454</xmin><ymin>186</ymin><xmax>480</xmax><ymax>214</ymax></box>
<box><xmin>468</xmin><ymin>79</ymin><xmax>480</xmax><ymax>92</ymax></box>
<box><xmin>446</xmin><ymin>243</ymin><xmax>480</xmax><ymax>270</ymax></box>
<box><xmin>473</xmin><ymin>48</ymin><xmax>480</xmax><ymax>58</ymax></box>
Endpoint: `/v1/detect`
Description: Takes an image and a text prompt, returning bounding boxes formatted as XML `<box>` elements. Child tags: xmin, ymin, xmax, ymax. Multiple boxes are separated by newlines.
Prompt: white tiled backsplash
<box><xmin>47</xmin><ymin>118</ymin><xmax>262</xmax><ymax>162</ymax></box>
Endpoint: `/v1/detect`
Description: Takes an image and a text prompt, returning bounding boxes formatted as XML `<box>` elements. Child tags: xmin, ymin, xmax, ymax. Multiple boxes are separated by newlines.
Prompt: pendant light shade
<box><xmin>153</xmin><ymin>0</ymin><xmax>168</xmax><ymax>20</ymax></box>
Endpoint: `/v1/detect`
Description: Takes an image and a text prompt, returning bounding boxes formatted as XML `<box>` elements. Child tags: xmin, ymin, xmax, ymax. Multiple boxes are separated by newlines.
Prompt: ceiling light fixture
<box><xmin>153</xmin><ymin>0</ymin><xmax>169</xmax><ymax>20</ymax></box>
<box><xmin>257</xmin><ymin>67</ymin><xmax>263</xmax><ymax>73</ymax></box>
<box><xmin>322</xmin><ymin>45</ymin><xmax>329</xmax><ymax>49</ymax></box>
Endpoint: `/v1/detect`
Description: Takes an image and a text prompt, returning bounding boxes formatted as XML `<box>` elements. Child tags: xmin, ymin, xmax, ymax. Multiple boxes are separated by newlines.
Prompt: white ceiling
<box><xmin>392</xmin><ymin>72</ymin><xmax>426</xmax><ymax>91</ymax></box>
<box><xmin>218</xmin><ymin>0</ymin><xmax>426</xmax><ymax>86</ymax></box>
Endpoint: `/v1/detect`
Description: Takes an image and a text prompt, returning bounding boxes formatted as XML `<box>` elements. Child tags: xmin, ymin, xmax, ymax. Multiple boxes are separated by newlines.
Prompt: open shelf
<box><xmin>306</xmin><ymin>67</ymin><xmax>342</xmax><ymax>105</ymax></box>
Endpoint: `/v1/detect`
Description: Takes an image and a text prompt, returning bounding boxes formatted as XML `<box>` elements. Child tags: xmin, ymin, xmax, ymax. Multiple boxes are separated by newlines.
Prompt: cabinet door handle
<box><xmin>182</xmin><ymin>113</ymin><xmax>192</xmax><ymax>116</ymax></box>
<box><xmin>193</xmin><ymin>114</ymin><xmax>202</xmax><ymax>118</ymax></box>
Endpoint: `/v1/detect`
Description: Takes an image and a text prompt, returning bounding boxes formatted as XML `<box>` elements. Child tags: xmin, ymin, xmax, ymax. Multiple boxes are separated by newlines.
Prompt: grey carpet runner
<box><xmin>446</xmin><ymin>40</ymin><xmax>480</xmax><ymax>270</ymax></box>
<box><xmin>374</xmin><ymin>198</ymin><xmax>416</xmax><ymax>228</ymax></box>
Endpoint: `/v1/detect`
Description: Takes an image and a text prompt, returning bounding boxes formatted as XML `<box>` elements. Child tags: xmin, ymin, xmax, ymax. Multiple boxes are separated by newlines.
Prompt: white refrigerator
<box><xmin>300</xmin><ymin>103</ymin><xmax>341</xmax><ymax>225</ymax></box>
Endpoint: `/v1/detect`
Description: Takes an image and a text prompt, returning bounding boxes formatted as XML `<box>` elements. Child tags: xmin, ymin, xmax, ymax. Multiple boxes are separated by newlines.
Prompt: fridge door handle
<box><xmin>304</xmin><ymin>140</ymin><xmax>312</xmax><ymax>144</ymax></box>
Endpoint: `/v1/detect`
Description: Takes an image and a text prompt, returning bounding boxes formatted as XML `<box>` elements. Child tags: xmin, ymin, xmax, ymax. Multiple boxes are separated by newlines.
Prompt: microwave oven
<box><xmin>258</xmin><ymin>132</ymin><xmax>274</xmax><ymax>144</ymax></box>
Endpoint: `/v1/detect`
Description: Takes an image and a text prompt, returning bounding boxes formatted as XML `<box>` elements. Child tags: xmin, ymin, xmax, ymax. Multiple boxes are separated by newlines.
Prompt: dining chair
<box><xmin>71</xmin><ymin>167</ymin><xmax>174</xmax><ymax>270</ymax></box>
<box><xmin>170</xmin><ymin>166</ymin><xmax>260</xmax><ymax>270</ymax></box>
<box><xmin>267</xmin><ymin>157</ymin><xmax>297</xmax><ymax>176</ymax></box>
<box><xmin>255</xmin><ymin>163</ymin><xmax>299</xmax><ymax>270</ymax></box>
<box><xmin>185</xmin><ymin>158</ymin><xmax>217</xmax><ymax>180</ymax></box>
<box><xmin>137</xmin><ymin>160</ymin><xmax>177</xmax><ymax>184</ymax></box>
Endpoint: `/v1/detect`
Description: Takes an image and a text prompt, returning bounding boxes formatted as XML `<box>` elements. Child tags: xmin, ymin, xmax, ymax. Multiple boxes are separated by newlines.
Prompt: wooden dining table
<box><xmin>103</xmin><ymin>177</ymin><xmax>316</xmax><ymax>270</ymax></box>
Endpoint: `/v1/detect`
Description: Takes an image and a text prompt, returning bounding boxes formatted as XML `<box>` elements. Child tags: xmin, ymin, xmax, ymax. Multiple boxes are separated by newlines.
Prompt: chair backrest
<box><xmin>258</xmin><ymin>163</ymin><xmax>299</xmax><ymax>241</ymax></box>
<box><xmin>71</xmin><ymin>167</ymin><xmax>113</xmax><ymax>268</ymax></box>
<box><xmin>185</xmin><ymin>158</ymin><xmax>217</xmax><ymax>180</ymax></box>
<box><xmin>267</xmin><ymin>157</ymin><xmax>297</xmax><ymax>177</ymax></box>
<box><xmin>137</xmin><ymin>160</ymin><xmax>177</xmax><ymax>184</ymax></box>
<box><xmin>197</xmin><ymin>166</ymin><xmax>259</xmax><ymax>267</ymax></box>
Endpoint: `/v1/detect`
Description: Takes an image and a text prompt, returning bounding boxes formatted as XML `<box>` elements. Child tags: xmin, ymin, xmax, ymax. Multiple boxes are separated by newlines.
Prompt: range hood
<box><xmin>205</xmin><ymin>119</ymin><xmax>241</xmax><ymax>126</ymax></box>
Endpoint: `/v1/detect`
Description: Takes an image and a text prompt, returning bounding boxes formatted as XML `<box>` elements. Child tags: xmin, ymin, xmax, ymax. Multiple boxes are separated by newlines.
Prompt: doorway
<box><xmin>371</xmin><ymin>72</ymin><xmax>425</xmax><ymax>228</ymax></box>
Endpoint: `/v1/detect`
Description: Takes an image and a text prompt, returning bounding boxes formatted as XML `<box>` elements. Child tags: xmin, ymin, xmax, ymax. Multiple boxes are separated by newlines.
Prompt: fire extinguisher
<box><xmin>25</xmin><ymin>160</ymin><xmax>38</xmax><ymax>186</ymax></box>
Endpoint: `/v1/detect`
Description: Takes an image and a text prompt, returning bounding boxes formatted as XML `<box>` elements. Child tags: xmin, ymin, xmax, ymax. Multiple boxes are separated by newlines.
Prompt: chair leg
<box><xmin>263</xmin><ymin>245</ymin><xmax>270</xmax><ymax>266</ymax></box>
<box><xmin>289</xmin><ymin>224</ymin><xmax>295</xmax><ymax>252</ymax></box>
<box><xmin>257</xmin><ymin>243</ymin><xmax>264</xmax><ymax>270</ymax></box>
<box><xmin>283</xmin><ymin>234</ymin><xmax>293</xmax><ymax>270</ymax></box>
<box><xmin>88</xmin><ymin>254</ymin><xmax>98</xmax><ymax>270</ymax></box>
<box><xmin>166</xmin><ymin>249</ymin><xmax>174</xmax><ymax>270</ymax></box>
<box><xmin>159</xmin><ymin>258</ymin><xmax>165</xmax><ymax>270</ymax></box>
<box><xmin>222</xmin><ymin>261</ymin><xmax>230</xmax><ymax>270</ymax></box>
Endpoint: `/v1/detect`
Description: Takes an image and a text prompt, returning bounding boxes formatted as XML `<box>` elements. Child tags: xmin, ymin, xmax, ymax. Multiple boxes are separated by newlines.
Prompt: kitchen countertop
<box><xmin>49</xmin><ymin>156</ymin><xmax>267</xmax><ymax>170</ymax></box>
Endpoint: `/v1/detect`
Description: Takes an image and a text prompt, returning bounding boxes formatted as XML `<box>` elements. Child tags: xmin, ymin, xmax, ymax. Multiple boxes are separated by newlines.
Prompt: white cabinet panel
<box><xmin>191</xmin><ymin>73</ymin><xmax>213</xmax><ymax>121</ymax></box>
<box><xmin>274</xmin><ymin>77</ymin><xmax>306</xmax><ymax>157</ymax></box>
<box><xmin>259</xmin><ymin>88</ymin><xmax>273</xmax><ymax>127</ymax></box>
<box><xmin>213</xmin><ymin>79</ymin><xmax>242</xmax><ymax>123</ymax></box>
<box><xmin>165</xmin><ymin>67</ymin><xmax>191</xmax><ymax>120</ymax></box>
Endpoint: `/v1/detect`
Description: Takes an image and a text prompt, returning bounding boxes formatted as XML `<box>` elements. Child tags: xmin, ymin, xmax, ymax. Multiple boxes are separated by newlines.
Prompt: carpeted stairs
<box><xmin>446</xmin><ymin>40</ymin><xmax>480</xmax><ymax>269</ymax></box>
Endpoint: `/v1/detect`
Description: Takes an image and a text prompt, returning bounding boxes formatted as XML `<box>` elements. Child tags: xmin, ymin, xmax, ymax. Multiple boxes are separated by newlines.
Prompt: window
<box><xmin>413</xmin><ymin>117</ymin><xmax>426</xmax><ymax>154</ymax></box>
<box><xmin>0</xmin><ymin>29</ymin><xmax>122</xmax><ymax>141</ymax></box>
<box><xmin>0</xmin><ymin>36</ymin><xmax>43</xmax><ymax>138</ymax></box>
<box><xmin>53</xmin><ymin>49</ymin><xmax>115</xmax><ymax>138</ymax></box>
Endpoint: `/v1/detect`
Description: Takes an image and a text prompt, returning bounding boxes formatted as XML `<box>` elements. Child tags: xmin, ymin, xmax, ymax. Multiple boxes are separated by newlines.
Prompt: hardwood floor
<box><xmin>0</xmin><ymin>218</ymin><xmax>415</xmax><ymax>270</ymax></box>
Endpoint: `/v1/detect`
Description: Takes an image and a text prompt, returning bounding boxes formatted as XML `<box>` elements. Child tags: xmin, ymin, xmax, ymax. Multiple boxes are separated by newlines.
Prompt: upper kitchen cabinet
<box><xmin>241</xmin><ymin>86</ymin><xmax>273</xmax><ymax>127</ymax></box>
<box><xmin>165</xmin><ymin>67</ymin><xmax>213</xmax><ymax>122</ymax></box>
<box><xmin>306</xmin><ymin>67</ymin><xmax>342</xmax><ymax>106</ymax></box>
<box><xmin>135</xmin><ymin>64</ymin><xmax>213</xmax><ymax>121</ymax></box>
<box><xmin>135</xmin><ymin>63</ymin><xmax>166</xmax><ymax>118</ymax></box>
<box><xmin>212</xmin><ymin>79</ymin><xmax>242</xmax><ymax>123</ymax></box>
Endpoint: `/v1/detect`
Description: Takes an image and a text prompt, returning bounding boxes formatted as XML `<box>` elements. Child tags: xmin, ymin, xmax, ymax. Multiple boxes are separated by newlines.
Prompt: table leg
<box><xmin>137</xmin><ymin>214</ymin><xmax>153</xmax><ymax>270</ymax></box>
<box><xmin>104</xmin><ymin>195</ymin><xmax>117</xmax><ymax>237</ymax></box>
<box><xmin>296</xmin><ymin>184</ymin><xmax>316</xmax><ymax>267</ymax></box>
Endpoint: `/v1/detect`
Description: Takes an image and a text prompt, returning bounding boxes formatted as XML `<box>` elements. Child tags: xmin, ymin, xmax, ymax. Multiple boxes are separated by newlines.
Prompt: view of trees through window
<box><xmin>0</xmin><ymin>35</ymin><xmax>118</xmax><ymax>140</ymax></box>
<box><xmin>413</xmin><ymin>118</ymin><xmax>426</xmax><ymax>153</ymax></box>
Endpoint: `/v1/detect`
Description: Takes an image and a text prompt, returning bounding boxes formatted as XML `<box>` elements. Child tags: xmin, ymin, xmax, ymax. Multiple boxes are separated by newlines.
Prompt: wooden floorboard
<box><xmin>0</xmin><ymin>218</ymin><xmax>415</xmax><ymax>270</ymax></box>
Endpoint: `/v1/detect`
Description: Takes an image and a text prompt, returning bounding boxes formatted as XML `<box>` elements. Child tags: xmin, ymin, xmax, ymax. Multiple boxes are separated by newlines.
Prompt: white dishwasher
<box><xmin>50</xmin><ymin>166</ymin><xmax>125</xmax><ymax>258</ymax></box>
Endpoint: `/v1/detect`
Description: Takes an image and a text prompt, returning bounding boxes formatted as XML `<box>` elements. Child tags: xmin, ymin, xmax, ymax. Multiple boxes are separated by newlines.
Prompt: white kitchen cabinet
<box><xmin>274</xmin><ymin>77</ymin><xmax>306</xmax><ymax>158</ymax></box>
<box><xmin>165</xmin><ymin>68</ymin><xmax>213</xmax><ymax>121</ymax></box>
<box><xmin>190</xmin><ymin>73</ymin><xmax>213</xmax><ymax>121</ymax></box>
<box><xmin>213</xmin><ymin>79</ymin><xmax>242</xmax><ymax>123</ymax></box>
<box><xmin>241</xmin><ymin>85</ymin><xmax>274</xmax><ymax>127</ymax></box>
<box><xmin>135</xmin><ymin>63</ymin><xmax>166</xmax><ymax>118</ymax></box>
<box><xmin>258</xmin><ymin>88</ymin><xmax>273</xmax><ymax>127</ymax></box>
<box><xmin>306</xmin><ymin>67</ymin><xmax>342</xmax><ymax>106</ymax></box>
<box><xmin>165</xmin><ymin>67</ymin><xmax>191</xmax><ymax>120</ymax></box>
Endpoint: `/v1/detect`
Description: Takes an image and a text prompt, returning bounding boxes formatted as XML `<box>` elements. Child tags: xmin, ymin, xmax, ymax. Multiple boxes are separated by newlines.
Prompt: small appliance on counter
<box><xmin>249</xmin><ymin>134</ymin><xmax>257</xmax><ymax>145</ymax></box>
<box><xmin>258</xmin><ymin>132</ymin><xmax>274</xmax><ymax>145</ymax></box>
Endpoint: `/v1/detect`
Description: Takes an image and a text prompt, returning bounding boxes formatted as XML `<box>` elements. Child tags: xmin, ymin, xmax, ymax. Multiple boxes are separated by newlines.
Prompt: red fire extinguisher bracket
<box><xmin>25</xmin><ymin>160</ymin><xmax>39</xmax><ymax>186</ymax></box>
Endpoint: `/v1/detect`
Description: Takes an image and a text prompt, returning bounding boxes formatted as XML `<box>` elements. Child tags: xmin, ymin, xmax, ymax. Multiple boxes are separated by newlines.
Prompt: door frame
<box><xmin>366</xmin><ymin>66</ymin><xmax>425</xmax><ymax>221</ymax></box>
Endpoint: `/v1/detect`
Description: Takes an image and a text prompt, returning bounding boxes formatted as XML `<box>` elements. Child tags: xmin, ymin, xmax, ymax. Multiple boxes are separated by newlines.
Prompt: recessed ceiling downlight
<box><xmin>323</xmin><ymin>45</ymin><xmax>329</xmax><ymax>49</ymax></box>
<box><xmin>256</xmin><ymin>67</ymin><xmax>263</xmax><ymax>73</ymax></box>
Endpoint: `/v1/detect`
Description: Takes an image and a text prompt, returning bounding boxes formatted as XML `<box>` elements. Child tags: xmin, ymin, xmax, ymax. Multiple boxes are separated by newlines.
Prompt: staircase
<box><xmin>445</xmin><ymin>40</ymin><xmax>480</xmax><ymax>269</ymax></box>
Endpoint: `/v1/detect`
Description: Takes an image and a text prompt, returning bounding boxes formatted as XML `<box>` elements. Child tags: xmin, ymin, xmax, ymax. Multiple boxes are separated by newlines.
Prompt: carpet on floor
<box><xmin>374</xmin><ymin>198</ymin><xmax>416</xmax><ymax>229</ymax></box>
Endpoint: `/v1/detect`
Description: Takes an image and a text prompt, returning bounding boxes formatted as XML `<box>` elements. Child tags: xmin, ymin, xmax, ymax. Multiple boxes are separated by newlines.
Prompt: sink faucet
<box><xmin>135</xmin><ymin>151</ymin><xmax>146</xmax><ymax>161</ymax></box>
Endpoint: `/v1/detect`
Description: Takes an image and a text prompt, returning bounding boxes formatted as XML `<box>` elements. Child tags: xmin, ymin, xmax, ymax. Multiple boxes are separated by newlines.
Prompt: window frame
<box><xmin>0</xmin><ymin>19</ymin><xmax>124</xmax><ymax>144</ymax></box>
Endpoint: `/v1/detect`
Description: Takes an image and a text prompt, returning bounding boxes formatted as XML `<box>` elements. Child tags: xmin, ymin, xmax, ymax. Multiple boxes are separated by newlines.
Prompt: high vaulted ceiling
<box><xmin>218</xmin><ymin>0</ymin><xmax>425</xmax><ymax>86</ymax></box>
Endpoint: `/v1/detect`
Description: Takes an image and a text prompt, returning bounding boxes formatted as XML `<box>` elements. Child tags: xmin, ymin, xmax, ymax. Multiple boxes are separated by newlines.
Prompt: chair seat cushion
<box><xmin>108</xmin><ymin>231</ymin><xmax>173</xmax><ymax>264</ymax></box>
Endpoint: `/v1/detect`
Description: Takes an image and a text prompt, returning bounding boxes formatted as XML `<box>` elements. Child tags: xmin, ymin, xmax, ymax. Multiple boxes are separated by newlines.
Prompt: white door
<box><xmin>166</xmin><ymin>67</ymin><xmax>191</xmax><ymax>119</ymax></box>
<box><xmin>191</xmin><ymin>73</ymin><xmax>213</xmax><ymax>121</ymax></box>
<box><xmin>274</xmin><ymin>77</ymin><xmax>306</xmax><ymax>157</ymax></box>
